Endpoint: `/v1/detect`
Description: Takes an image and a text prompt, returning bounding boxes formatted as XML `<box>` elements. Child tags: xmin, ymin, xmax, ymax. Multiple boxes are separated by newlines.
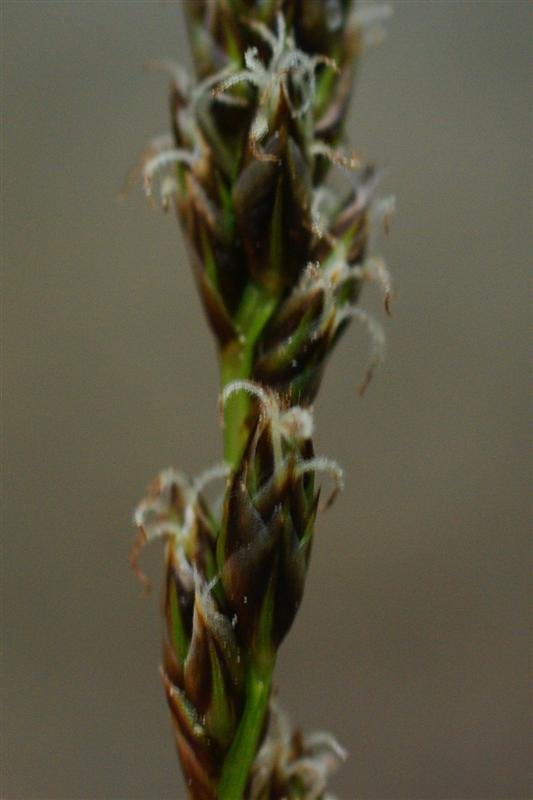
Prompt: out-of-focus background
<box><xmin>3</xmin><ymin>2</ymin><xmax>531</xmax><ymax>798</ymax></box>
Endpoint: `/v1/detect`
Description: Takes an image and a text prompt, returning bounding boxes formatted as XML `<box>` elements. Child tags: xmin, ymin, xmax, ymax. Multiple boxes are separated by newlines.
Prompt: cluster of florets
<box><xmin>133</xmin><ymin>10</ymin><xmax>395</xmax><ymax>401</ymax></box>
<box><xmin>131</xmin><ymin>383</ymin><xmax>345</xmax><ymax>797</ymax></box>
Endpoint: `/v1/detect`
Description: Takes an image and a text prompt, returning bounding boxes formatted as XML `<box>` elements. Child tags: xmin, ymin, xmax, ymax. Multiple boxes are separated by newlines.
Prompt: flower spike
<box><xmin>130</xmin><ymin>3</ymin><xmax>394</xmax><ymax>796</ymax></box>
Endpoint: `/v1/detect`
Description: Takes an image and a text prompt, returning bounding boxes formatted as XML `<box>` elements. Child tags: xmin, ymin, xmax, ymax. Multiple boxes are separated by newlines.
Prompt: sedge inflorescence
<box><xmin>130</xmin><ymin>3</ymin><xmax>393</xmax><ymax>798</ymax></box>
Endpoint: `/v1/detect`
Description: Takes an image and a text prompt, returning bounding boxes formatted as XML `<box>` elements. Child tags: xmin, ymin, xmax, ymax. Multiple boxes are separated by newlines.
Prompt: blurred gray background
<box><xmin>2</xmin><ymin>1</ymin><xmax>531</xmax><ymax>798</ymax></box>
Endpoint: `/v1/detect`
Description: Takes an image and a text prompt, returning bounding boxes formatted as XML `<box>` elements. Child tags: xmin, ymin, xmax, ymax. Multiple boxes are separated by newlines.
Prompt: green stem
<box><xmin>220</xmin><ymin>282</ymin><xmax>277</xmax><ymax>468</ymax></box>
<box><xmin>217</xmin><ymin>282</ymin><xmax>278</xmax><ymax>797</ymax></box>
<box><xmin>217</xmin><ymin>661</ymin><xmax>273</xmax><ymax>800</ymax></box>
<box><xmin>220</xmin><ymin>338</ymin><xmax>254</xmax><ymax>469</ymax></box>
<box><xmin>217</xmin><ymin>282</ymin><xmax>278</xmax><ymax>796</ymax></box>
